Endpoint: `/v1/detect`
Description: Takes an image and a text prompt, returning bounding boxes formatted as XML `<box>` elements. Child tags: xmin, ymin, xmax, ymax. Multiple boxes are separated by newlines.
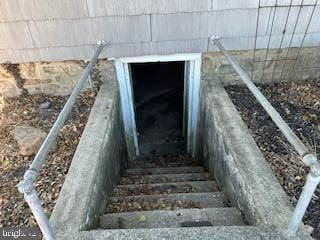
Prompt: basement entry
<box><xmin>114</xmin><ymin>54</ymin><xmax>201</xmax><ymax>159</ymax></box>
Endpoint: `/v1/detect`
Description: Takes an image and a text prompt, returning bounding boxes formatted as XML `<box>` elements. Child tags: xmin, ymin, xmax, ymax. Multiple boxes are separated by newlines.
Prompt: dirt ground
<box><xmin>225</xmin><ymin>79</ymin><xmax>320</xmax><ymax>239</ymax></box>
<box><xmin>0</xmin><ymin>90</ymin><xmax>97</xmax><ymax>227</ymax></box>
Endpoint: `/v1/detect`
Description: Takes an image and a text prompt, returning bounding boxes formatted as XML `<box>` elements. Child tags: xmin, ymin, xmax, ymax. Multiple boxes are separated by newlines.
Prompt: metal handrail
<box><xmin>17</xmin><ymin>40</ymin><xmax>107</xmax><ymax>240</ymax></box>
<box><xmin>211</xmin><ymin>37</ymin><xmax>320</xmax><ymax>237</ymax></box>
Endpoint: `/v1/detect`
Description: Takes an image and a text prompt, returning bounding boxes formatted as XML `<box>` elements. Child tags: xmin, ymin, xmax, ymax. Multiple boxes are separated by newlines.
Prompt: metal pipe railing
<box><xmin>17</xmin><ymin>40</ymin><xmax>107</xmax><ymax>240</ymax></box>
<box><xmin>210</xmin><ymin>36</ymin><xmax>320</xmax><ymax>236</ymax></box>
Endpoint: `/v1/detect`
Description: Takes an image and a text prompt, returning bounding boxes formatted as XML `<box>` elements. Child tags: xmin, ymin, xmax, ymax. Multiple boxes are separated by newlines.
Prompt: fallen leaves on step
<box><xmin>106</xmin><ymin>197</ymin><xmax>202</xmax><ymax>213</ymax></box>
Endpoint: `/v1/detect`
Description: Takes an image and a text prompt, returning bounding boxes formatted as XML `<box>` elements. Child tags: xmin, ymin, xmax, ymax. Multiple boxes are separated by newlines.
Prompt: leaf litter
<box><xmin>226</xmin><ymin>79</ymin><xmax>320</xmax><ymax>239</ymax></box>
<box><xmin>0</xmin><ymin>90</ymin><xmax>97</xmax><ymax>227</ymax></box>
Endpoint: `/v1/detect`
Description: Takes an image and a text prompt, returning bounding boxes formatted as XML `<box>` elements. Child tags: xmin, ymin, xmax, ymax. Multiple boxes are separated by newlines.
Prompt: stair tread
<box><xmin>80</xmin><ymin>226</ymin><xmax>285</xmax><ymax>240</ymax></box>
<box><xmin>100</xmin><ymin>208</ymin><xmax>245</xmax><ymax>229</ymax></box>
<box><xmin>111</xmin><ymin>181</ymin><xmax>219</xmax><ymax>197</ymax></box>
<box><xmin>119</xmin><ymin>172</ymin><xmax>213</xmax><ymax>185</ymax></box>
<box><xmin>106</xmin><ymin>192</ymin><xmax>229</xmax><ymax>213</ymax></box>
<box><xmin>125</xmin><ymin>166</ymin><xmax>205</xmax><ymax>175</ymax></box>
<box><xmin>128</xmin><ymin>162</ymin><xmax>198</xmax><ymax>168</ymax></box>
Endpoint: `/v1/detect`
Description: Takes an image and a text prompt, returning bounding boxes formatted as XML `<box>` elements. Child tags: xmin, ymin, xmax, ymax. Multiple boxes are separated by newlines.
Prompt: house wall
<box><xmin>1</xmin><ymin>0</ymin><xmax>320</xmax><ymax>97</ymax></box>
<box><xmin>0</xmin><ymin>0</ymin><xmax>320</xmax><ymax>63</ymax></box>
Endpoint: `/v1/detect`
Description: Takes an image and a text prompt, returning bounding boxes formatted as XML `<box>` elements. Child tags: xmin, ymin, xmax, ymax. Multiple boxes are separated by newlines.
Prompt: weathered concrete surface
<box><xmin>197</xmin><ymin>78</ymin><xmax>311</xmax><ymax>239</ymax></box>
<box><xmin>50</xmin><ymin>78</ymin><xmax>128</xmax><ymax>240</ymax></box>
<box><xmin>108</xmin><ymin>192</ymin><xmax>228</xmax><ymax>209</ymax></box>
<box><xmin>125</xmin><ymin>166</ymin><xmax>204</xmax><ymax>175</ymax></box>
<box><xmin>100</xmin><ymin>208</ymin><xmax>245</xmax><ymax>229</ymax></box>
<box><xmin>77</xmin><ymin>226</ymin><xmax>287</xmax><ymax>240</ymax></box>
<box><xmin>112</xmin><ymin>181</ymin><xmax>219</xmax><ymax>197</ymax></box>
<box><xmin>120</xmin><ymin>172</ymin><xmax>212</xmax><ymax>183</ymax></box>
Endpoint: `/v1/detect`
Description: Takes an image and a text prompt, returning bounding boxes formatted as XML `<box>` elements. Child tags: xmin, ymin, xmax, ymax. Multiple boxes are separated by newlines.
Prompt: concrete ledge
<box><xmin>197</xmin><ymin>78</ymin><xmax>310</xmax><ymax>239</ymax></box>
<box><xmin>50</xmin><ymin>80</ymin><xmax>127</xmax><ymax>240</ymax></box>
<box><xmin>76</xmin><ymin>226</ymin><xmax>287</xmax><ymax>240</ymax></box>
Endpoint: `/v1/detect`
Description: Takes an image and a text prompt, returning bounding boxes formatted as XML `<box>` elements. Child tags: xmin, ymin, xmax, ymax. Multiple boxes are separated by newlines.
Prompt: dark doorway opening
<box><xmin>130</xmin><ymin>61</ymin><xmax>185</xmax><ymax>156</ymax></box>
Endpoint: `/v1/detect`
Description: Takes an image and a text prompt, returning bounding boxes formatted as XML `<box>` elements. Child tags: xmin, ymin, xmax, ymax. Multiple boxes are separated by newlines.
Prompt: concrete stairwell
<box><xmin>93</xmin><ymin>155</ymin><xmax>285</xmax><ymax>239</ymax></box>
<box><xmin>51</xmin><ymin>84</ymin><xmax>303</xmax><ymax>240</ymax></box>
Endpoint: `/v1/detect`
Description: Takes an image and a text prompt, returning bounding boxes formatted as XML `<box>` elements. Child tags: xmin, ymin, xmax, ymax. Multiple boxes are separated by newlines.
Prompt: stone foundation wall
<box><xmin>0</xmin><ymin>59</ymin><xmax>115</xmax><ymax>97</ymax></box>
<box><xmin>1</xmin><ymin>46</ymin><xmax>319</xmax><ymax>98</ymax></box>
<box><xmin>202</xmin><ymin>46</ymin><xmax>320</xmax><ymax>85</ymax></box>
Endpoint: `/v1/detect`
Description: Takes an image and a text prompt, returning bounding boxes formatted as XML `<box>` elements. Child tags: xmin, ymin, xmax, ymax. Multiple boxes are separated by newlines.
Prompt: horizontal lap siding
<box><xmin>0</xmin><ymin>0</ymin><xmax>89</xmax><ymax>22</ymax></box>
<box><xmin>261</xmin><ymin>0</ymin><xmax>320</xmax><ymax>7</ymax></box>
<box><xmin>87</xmin><ymin>0</ymin><xmax>212</xmax><ymax>16</ymax></box>
<box><xmin>0</xmin><ymin>39</ymin><xmax>208</xmax><ymax>63</ymax></box>
<box><xmin>212</xmin><ymin>0</ymin><xmax>258</xmax><ymax>10</ymax></box>
<box><xmin>0</xmin><ymin>0</ymin><xmax>319</xmax><ymax>63</ymax></box>
<box><xmin>28</xmin><ymin>16</ymin><xmax>151</xmax><ymax>48</ymax></box>
<box><xmin>151</xmin><ymin>13</ymin><xmax>212</xmax><ymax>41</ymax></box>
<box><xmin>0</xmin><ymin>22</ymin><xmax>34</xmax><ymax>49</ymax></box>
<box><xmin>208</xmin><ymin>33</ymin><xmax>320</xmax><ymax>52</ymax></box>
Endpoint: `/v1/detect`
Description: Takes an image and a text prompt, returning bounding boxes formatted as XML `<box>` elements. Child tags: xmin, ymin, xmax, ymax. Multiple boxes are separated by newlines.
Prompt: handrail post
<box><xmin>17</xmin><ymin>40</ymin><xmax>107</xmax><ymax>240</ymax></box>
<box><xmin>288</xmin><ymin>163</ymin><xmax>320</xmax><ymax>236</ymax></box>
<box><xmin>20</xmin><ymin>187</ymin><xmax>56</xmax><ymax>240</ymax></box>
<box><xmin>210</xmin><ymin>36</ymin><xmax>319</xmax><ymax>237</ymax></box>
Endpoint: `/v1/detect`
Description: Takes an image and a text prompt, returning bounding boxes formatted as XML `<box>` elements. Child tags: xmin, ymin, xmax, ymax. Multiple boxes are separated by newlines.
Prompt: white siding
<box><xmin>0</xmin><ymin>0</ymin><xmax>89</xmax><ymax>22</ymax></box>
<box><xmin>151</xmin><ymin>13</ymin><xmax>211</xmax><ymax>41</ymax></box>
<box><xmin>212</xmin><ymin>0</ymin><xmax>258</xmax><ymax>10</ymax></box>
<box><xmin>87</xmin><ymin>0</ymin><xmax>212</xmax><ymax>16</ymax></box>
<box><xmin>28</xmin><ymin>16</ymin><xmax>151</xmax><ymax>48</ymax></box>
<box><xmin>0</xmin><ymin>0</ymin><xmax>319</xmax><ymax>63</ymax></box>
<box><xmin>0</xmin><ymin>22</ymin><xmax>34</xmax><ymax>49</ymax></box>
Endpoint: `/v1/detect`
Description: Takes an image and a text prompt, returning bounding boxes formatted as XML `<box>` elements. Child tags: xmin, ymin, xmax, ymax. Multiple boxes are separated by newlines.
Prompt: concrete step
<box><xmin>132</xmin><ymin>153</ymin><xmax>197</xmax><ymax>165</ymax></box>
<box><xmin>128</xmin><ymin>156</ymin><xmax>199</xmax><ymax>169</ymax></box>
<box><xmin>128</xmin><ymin>161</ymin><xmax>198</xmax><ymax>169</ymax></box>
<box><xmin>106</xmin><ymin>192</ymin><xmax>229</xmax><ymax>213</ymax></box>
<box><xmin>79</xmin><ymin>226</ymin><xmax>285</xmax><ymax>240</ymax></box>
<box><xmin>125</xmin><ymin>166</ymin><xmax>205</xmax><ymax>176</ymax></box>
<box><xmin>119</xmin><ymin>172</ymin><xmax>212</xmax><ymax>185</ymax></box>
<box><xmin>111</xmin><ymin>181</ymin><xmax>219</xmax><ymax>197</ymax></box>
<box><xmin>100</xmin><ymin>208</ymin><xmax>245</xmax><ymax>229</ymax></box>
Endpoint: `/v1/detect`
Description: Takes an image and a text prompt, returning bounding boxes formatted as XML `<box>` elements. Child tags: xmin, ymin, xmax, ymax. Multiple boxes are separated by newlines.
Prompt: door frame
<box><xmin>114</xmin><ymin>53</ymin><xmax>202</xmax><ymax>159</ymax></box>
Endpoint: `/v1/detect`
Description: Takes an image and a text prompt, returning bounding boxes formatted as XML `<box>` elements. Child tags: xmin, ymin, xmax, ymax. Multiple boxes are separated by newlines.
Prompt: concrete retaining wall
<box><xmin>197</xmin><ymin>78</ymin><xmax>310</xmax><ymax>238</ymax></box>
<box><xmin>50</xmin><ymin>79</ymin><xmax>128</xmax><ymax>239</ymax></box>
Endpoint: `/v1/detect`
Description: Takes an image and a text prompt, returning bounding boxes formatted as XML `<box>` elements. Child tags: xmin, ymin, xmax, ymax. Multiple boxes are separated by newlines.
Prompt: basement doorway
<box><xmin>131</xmin><ymin>61</ymin><xmax>184</xmax><ymax>155</ymax></box>
<box><xmin>114</xmin><ymin>54</ymin><xmax>201</xmax><ymax>160</ymax></box>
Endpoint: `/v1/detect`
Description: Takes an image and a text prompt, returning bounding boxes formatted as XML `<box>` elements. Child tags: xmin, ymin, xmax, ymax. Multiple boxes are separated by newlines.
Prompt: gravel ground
<box><xmin>0</xmin><ymin>90</ymin><xmax>97</xmax><ymax>227</ymax></box>
<box><xmin>225</xmin><ymin>79</ymin><xmax>320</xmax><ymax>239</ymax></box>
